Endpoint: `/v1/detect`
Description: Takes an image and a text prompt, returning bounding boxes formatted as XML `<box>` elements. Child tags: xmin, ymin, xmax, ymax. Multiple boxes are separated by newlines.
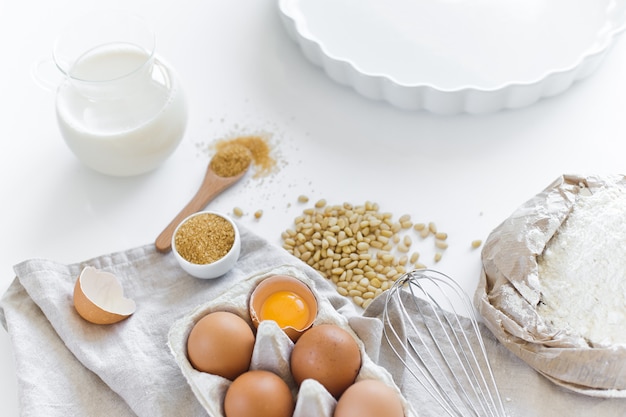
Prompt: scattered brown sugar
<box><xmin>213</xmin><ymin>135</ymin><xmax>275</xmax><ymax>178</ymax></box>
<box><xmin>174</xmin><ymin>213</ymin><xmax>235</xmax><ymax>264</ymax></box>
<box><xmin>210</xmin><ymin>144</ymin><xmax>252</xmax><ymax>177</ymax></box>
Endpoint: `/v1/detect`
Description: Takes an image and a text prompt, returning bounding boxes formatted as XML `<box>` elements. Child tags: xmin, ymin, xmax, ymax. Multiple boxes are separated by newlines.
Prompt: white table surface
<box><xmin>2</xmin><ymin>0</ymin><xmax>626</xmax><ymax>415</ymax></box>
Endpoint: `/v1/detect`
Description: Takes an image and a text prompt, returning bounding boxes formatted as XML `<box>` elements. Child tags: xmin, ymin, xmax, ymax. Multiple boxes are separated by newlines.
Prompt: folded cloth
<box><xmin>1</xmin><ymin>225</ymin><xmax>625</xmax><ymax>416</ymax></box>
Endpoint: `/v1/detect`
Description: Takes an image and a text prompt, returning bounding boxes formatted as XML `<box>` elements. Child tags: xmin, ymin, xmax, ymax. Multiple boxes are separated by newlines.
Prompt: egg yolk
<box><xmin>260</xmin><ymin>290</ymin><xmax>310</xmax><ymax>329</ymax></box>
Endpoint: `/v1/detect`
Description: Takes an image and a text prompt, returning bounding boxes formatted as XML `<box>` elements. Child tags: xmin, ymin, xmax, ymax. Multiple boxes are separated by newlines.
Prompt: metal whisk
<box><xmin>382</xmin><ymin>269</ymin><xmax>507</xmax><ymax>417</ymax></box>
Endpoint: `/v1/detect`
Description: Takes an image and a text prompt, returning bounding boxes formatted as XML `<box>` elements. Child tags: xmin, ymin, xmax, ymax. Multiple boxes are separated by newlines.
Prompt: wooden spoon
<box><xmin>155</xmin><ymin>162</ymin><xmax>249</xmax><ymax>253</ymax></box>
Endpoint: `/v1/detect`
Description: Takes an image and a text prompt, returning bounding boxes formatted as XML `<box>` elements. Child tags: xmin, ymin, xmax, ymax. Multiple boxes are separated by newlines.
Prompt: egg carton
<box><xmin>168</xmin><ymin>264</ymin><xmax>417</xmax><ymax>417</ymax></box>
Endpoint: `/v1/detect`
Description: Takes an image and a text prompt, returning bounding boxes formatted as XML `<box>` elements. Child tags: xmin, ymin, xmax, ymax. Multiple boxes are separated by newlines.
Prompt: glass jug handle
<box><xmin>31</xmin><ymin>56</ymin><xmax>62</xmax><ymax>92</ymax></box>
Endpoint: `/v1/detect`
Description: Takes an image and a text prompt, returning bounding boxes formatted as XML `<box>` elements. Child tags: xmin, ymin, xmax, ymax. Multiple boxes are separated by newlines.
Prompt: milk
<box><xmin>56</xmin><ymin>42</ymin><xmax>187</xmax><ymax>176</ymax></box>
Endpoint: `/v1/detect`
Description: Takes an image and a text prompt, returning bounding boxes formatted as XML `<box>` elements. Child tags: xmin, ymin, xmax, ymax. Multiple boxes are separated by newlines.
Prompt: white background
<box><xmin>2</xmin><ymin>0</ymin><xmax>626</xmax><ymax>415</ymax></box>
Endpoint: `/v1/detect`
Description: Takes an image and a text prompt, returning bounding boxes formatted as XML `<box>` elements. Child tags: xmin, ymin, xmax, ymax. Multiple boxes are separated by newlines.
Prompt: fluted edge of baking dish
<box><xmin>278</xmin><ymin>0</ymin><xmax>626</xmax><ymax>115</ymax></box>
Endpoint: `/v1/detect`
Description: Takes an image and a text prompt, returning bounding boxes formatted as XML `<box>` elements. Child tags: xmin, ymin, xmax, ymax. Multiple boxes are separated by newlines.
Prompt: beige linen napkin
<box><xmin>2</xmin><ymin>225</ymin><xmax>625</xmax><ymax>416</ymax></box>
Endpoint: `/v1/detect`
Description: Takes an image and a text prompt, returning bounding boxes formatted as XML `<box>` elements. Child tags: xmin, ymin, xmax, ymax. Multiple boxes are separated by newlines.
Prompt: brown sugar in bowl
<box><xmin>172</xmin><ymin>211</ymin><xmax>241</xmax><ymax>279</ymax></box>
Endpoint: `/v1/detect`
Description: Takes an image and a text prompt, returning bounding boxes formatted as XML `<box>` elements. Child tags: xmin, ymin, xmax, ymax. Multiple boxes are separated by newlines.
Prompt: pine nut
<box><xmin>413</xmin><ymin>223</ymin><xmax>425</xmax><ymax>231</ymax></box>
<box><xmin>338</xmin><ymin>238</ymin><xmax>352</xmax><ymax>247</ymax></box>
<box><xmin>331</xmin><ymin>267</ymin><xmax>344</xmax><ymax>275</ymax></box>
<box><xmin>349</xmin><ymin>289</ymin><xmax>361</xmax><ymax>297</ymax></box>
<box><xmin>370</xmin><ymin>240</ymin><xmax>383</xmax><ymax>249</ymax></box>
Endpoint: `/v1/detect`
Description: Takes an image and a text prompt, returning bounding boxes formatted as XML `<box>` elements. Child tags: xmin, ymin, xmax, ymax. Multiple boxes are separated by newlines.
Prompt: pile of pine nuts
<box><xmin>281</xmin><ymin>199</ymin><xmax>463</xmax><ymax>308</ymax></box>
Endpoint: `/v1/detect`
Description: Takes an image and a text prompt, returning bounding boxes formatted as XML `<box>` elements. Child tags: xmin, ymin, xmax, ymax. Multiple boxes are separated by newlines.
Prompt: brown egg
<box><xmin>290</xmin><ymin>324</ymin><xmax>361</xmax><ymax>398</ymax></box>
<box><xmin>186</xmin><ymin>311</ymin><xmax>255</xmax><ymax>380</ymax></box>
<box><xmin>224</xmin><ymin>370</ymin><xmax>295</xmax><ymax>417</ymax></box>
<box><xmin>334</xmin><ymin>379</ymin><xmax>405</xmax><ymax>417</ymax></box>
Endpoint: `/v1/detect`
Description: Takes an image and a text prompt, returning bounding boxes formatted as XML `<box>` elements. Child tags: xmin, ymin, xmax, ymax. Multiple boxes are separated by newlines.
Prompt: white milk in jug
<box><xmin>56</xmin><ymin>42</ymin><xmax>187</xmax><ymax>176</ymax></box>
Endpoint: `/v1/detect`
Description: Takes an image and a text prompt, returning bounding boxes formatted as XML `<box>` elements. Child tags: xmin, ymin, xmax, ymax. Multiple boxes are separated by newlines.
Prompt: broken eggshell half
<box><xmin>73</xmin><ymin>266</ymin><xmax>136</xmax><ymax>324</ymax></box>
<box><xmin>249</xmin><ymin>274</ymin><xmax>318</xmax><ymax>342</ymax></box>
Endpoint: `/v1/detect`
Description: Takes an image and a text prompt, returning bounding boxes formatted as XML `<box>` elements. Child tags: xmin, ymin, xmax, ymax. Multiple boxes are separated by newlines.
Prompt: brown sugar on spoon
<box><xmin>210</xmin><ymin>144</ymin><xmax>252</xmax><ymax>177</ymax></box>
<box><xmin>213</xmin><ymin>135</ymin><xmax>275</xmax><ymax>178</ymax></box>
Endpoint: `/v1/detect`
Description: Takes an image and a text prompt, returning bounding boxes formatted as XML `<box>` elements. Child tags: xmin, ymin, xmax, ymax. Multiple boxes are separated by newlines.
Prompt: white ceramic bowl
<box><xmin>278</xmin><ymin>0</ymin><xmax>626</xmax><ymax>114</ymax></box>
<box><xmin>171</xmin><ymin>211</ymin><xmax>241</xmax><ymax>279</ymax></box>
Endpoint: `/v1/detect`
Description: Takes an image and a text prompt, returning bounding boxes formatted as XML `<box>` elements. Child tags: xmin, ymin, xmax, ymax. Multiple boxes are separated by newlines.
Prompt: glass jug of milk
<box><xmin>50</xmin><ymin>11</ymin><xmax>187</xmax><ymax>176</ymax></box>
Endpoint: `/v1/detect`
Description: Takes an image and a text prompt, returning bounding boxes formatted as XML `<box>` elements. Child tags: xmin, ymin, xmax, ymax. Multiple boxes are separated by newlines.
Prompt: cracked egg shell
<box><xmin>249</xmin><ymin>274</ymin><xmax>318</xmax><ymax>342</ymax></box>
<box><xmin>73</xmin><ymin>266</ymin><xmax>136</xmax><ymax>324</ymax></box>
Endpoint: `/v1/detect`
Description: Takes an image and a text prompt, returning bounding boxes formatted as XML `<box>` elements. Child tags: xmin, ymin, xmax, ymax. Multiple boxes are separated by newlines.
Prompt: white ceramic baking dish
<box><xmin>278</xmin><ymin>0</ymin><xmax>626</xmax><ymax>114</ymax></box>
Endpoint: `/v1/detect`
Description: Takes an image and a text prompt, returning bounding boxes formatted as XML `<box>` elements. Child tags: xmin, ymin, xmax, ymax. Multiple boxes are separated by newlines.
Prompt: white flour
<box><xmin>537</xmin><ymin>183</ymin><xmax>626</xmax><ymax>346</ymax></box>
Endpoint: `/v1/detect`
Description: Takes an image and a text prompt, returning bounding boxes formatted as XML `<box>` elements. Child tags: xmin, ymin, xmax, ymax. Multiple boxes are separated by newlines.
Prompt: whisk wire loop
<box><xmin>392</xmin><ymin>290</ymin><xmax>461</xmax><ymax>416</ymax></box>
<box><xmin>383</xmin><ymin>269</ymin><xmax>507</xmax><ymax>417</ymax></box>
